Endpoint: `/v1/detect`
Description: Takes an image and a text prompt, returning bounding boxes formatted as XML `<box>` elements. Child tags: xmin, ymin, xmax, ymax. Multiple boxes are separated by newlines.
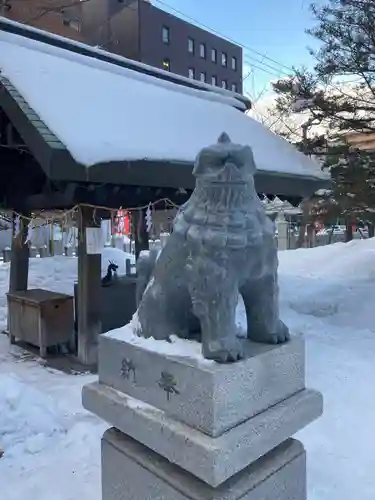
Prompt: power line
<box><xmin>244</xmin><ymin>57</ymin><xmax>288</xmax><ymax>79</ymax></box>
<box><xmin>249</xmin><ymin>58</ymin><xmax>289</xmax><ymax>77</ymax></box>
<box><xmin>243</xmin><ymin>61</ymin><xmax>282</xmax><ymax>80</ymax></box>
<box><xmin>153</xmin><ymin>0</ymin><xmax>294</xmax><ymax>74</ymax></box>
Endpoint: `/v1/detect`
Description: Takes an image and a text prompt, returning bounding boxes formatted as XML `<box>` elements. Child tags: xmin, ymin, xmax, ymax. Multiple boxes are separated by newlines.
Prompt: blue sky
<box><xmin>155</xmin><ymin>0</ymin><xmax>327</xmax><ymax>96</ymax></box>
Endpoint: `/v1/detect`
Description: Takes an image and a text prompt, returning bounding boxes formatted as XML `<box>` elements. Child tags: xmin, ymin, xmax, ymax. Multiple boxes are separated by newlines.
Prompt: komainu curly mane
<box><xmin>136</xmin><ymin>133</ymin><xmax>289</xmax><ymax>363</ymax></box>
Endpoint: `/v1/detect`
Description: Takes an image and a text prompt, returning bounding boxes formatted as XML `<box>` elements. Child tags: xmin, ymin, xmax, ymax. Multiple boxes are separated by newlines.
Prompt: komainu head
<box><xmin>193</xmin><ymin>132</ymin><xmax>257</xmax><ymax>186</ymax></box>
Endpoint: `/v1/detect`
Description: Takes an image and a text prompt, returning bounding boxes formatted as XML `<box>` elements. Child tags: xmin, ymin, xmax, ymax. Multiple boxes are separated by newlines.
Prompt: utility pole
<box><xmin>296</xmin><ymin>122</ymin><xmax>314</xmax><ymax>248</ymax></box>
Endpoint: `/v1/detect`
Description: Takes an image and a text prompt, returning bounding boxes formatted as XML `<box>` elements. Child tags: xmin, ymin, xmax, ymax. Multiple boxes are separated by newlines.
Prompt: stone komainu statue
<box><xmin>136</xmin><ymin>133</ymin><xmax>290</xmax><ymax>363</ymax></box>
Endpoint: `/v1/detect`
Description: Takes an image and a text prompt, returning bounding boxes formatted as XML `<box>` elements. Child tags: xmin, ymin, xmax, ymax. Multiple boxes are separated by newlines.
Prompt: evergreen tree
<box><xmin>309</xmin><ymin>0</ymin><xmax>375</xmax><ymax>134</ymax></box>
<box><xmin>268</xmin><ymin>0</ymin><xmax>375</xmax><ymax>239</ymax></box>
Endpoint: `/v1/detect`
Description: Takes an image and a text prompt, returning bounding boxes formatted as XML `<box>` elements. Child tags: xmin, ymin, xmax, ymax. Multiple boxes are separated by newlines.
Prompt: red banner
<box><xmin>112</xmin><ymin>210</ymin><xmax>130</xmax><ymax>235</ymax></box>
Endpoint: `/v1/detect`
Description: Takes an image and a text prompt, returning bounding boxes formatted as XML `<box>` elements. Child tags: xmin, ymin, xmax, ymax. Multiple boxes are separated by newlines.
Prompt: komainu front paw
<box><xmin>202</xmin><ymin>337</ymin><xmax>244</xmax><ymax>363</ymax></box>
<box><xmin>249</xmin><ymin>320</ymin><xmax>290</xmax><ymax>345</ymax></box>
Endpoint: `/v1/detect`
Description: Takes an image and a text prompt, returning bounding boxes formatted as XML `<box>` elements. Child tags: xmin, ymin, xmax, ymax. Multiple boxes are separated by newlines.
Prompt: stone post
<box><xmin>53</xmin><ymin>239</ymin><xmax>64</xmax><ymax>255</ymax></box>
<box><xmin>276</xmin><ymin>211</ymin><xmax>289</xmax><ymax>251</ymax></box>
<box><xmin>130</xmin><ymin>240</ymin><xmax>135</xmax><ymax>255</ymax></box>
<box><xmin>65</xmin><ymin>245</ymin><xmax>74</xmax><ymax>257</ymax></box>
<box><xmin>83</xmin><ymin>333</ymin><xmax>322</xmax><ymax>500</ymax></box>
<box><xmin>29</xmin><ymin>245</ymin><xmax>37</xmax><ymax>258</ymax></box>
<box><xmin>125</xmin><ymin>258</ymin><xmax>132</xmax><ymax>276</ymax></box>
<box><xmin>2</xmin><ymin>247</ymin><xmax>11</xmax><ymax>263</ymax></box>
<box><xmin>39</xmin><ymin>245</ymin><xmax>48</xmax><ymax>258</ymax></box>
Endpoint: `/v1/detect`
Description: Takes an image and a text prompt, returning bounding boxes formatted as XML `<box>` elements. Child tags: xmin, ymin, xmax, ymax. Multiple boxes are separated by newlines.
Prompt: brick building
<box><xmin>2</xmin><ymin>0</ymin><xmax>243</xmax><ymax>93</ymax></box>
<box><xmin>1</xmin><ymin>0</ymin><xmax>85</xmax><ymax>41</ymax></box>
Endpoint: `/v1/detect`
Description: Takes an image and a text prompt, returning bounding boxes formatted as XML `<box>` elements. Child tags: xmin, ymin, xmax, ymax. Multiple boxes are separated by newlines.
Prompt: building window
<box><xmin>211</xmin><ymin>48</ymin><xmax>217</xmax><ymax>63</ymax></box>
<box><xmin>232</xmin><ymin>56</ymin><xmax>237</xmax><ymax>71</ymax></box>
<box><xmin>188</xmin><ymin>37</ymin><xmax>195</xmax><ymax>54</ymax></box>
<box><xmin>211</xmin><ymin>75</ymin><xmax>217</xmax><ymax>86</ymax></box>
<box><xmin>221</xmin><ymin>80</ymin><xmax>228</xmax><ymax>89</ymax></box>
<box><xmin>162</xmin><ymin>26</ymin><xmax>170</xmax><ymax>44</ymax></box>
<box><xmin>199</xmin><ymin>43</ymin><xmax>206</xmax><ymax>58</ymax></box>
<box><xmin>162</xmin><ymin>58</ymin><xmax>170</xmax><ymax>71</ymax></box>
<box><xmin>200</xmin><ymin>72</ymin><xmax>206</xmax><ymax>82</ymax></box>
<box><xmin>221</xmin><ymin>52</ymin><xmax>227</xmax><ymax>67</ymax></box>
<box><xmin>188</xmin><ymin>68</ymin><xmax>195</xmax><ymax>79</ymax></box>
<box><xmin>62</xmin><ymin>17</ymin><xmax>81</xmax><ymax>31</ymax></box>
<box><xmin>231</xmin><ymin>83</ymin><xmax>237</xmax><ymax>92</ymax></box>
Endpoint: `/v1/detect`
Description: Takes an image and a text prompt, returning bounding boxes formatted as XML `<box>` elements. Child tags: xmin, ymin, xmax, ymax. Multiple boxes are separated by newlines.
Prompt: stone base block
<box><xmin>102</xmin><ymin>428</ymin><xmax>306</xmax><ymax>500</ymax></box>
<box><xmin>99</xmin><ymin>332</ymin><xmax>305</xmax><ymax>436</ymax></box>
<box><xmin>82</xmin><ymin>382</ymin><xmax>322</xmax><ymax>487</ymax></box>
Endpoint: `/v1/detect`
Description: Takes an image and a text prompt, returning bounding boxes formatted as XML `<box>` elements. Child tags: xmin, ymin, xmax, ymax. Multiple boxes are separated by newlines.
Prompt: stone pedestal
<box><xmin>102</xmin><ymin>429</ymin><xmax>306</xmax><ymax>500</ymax></box>
<box><xmin>82</xmin><ymin>332</ymin><xmax>322</xmax><ymax>499</ymax></box>
<box><xmin>276</xmin><ymin>213</ymin><xmax>289</xmax><ymax>251</ymax></box>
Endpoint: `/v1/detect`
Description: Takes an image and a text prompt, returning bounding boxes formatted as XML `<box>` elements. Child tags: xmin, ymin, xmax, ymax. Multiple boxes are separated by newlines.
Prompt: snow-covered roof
<box><xmin>0</xmin><ymin>18</ymin><xmax>328</xmax><ymax>184</ymax></box>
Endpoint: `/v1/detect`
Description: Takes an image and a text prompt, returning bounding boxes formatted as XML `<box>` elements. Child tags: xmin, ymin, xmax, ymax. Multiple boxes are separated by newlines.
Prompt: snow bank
<box><xmin>278</xmin><ymin>238</ymin><xmax>375</xmax><ymax>330</ymax></box>
<box><xmin>0</xmin><ymin>373</ymin><xmax>66</xmax><ymax>457</ymax></box>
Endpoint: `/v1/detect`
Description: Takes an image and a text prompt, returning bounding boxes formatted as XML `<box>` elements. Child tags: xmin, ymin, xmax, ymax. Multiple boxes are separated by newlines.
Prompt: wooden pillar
<box><xmin>9</xmin><ymin>213</ymin><xmax>29</xmax><ymax>293</ymax></box>
<box><xmin>77</xmin><ymin>206</ymin><xmax>102</xmax><ymax>366</ymax></box>
<box><xmin>132</xmin><ymin>209</ymin><xmax>149</xmax><ymax>260</ymax></box>
<box><xmin>7</xmin><ymin>212</ymin><xmax>30</xmax><ymax>335</ymax></box>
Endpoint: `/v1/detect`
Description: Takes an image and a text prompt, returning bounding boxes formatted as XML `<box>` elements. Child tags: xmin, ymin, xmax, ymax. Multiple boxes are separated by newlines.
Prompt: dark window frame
<box><xmin>162</xmin><ymin>58</ymin><xmax>171</xmax><ymax>71</ymax></box>
<box><xmin>62</xmin><ymin>16</ymin><xmax>81</xmax><ymax>32</ymax></box>
<box><xmin>188</xmin><ymin>67</ymin><xmax>195</xmax><ymax>79</ymax></box>
<box><xmin>221</xmin><ymin>52</ymin><xmax>227</xmax><ymax>67</ymax></box>
<box><xmin>162</xmin><ymin>26</ymin><xmax>170</xmax><ymax>44</ymax></box>
<box><xmin>188</xmin><ymin>37</ymin><xmax>195</xmax><ymax>54</ymax></box>
<box><xmin>231</xmin><ymin>83</ymin><xmax>238</xmax><ymax>92</ymax></box>
<box><xmin>211</xmin><ymin>75</ymin><xmax>218</xmax><ymax>86</ymax></box>
<box><xmin>221</xmin><ymin>79</ymin><xmax>228</xmax><ymax>89</ymax></box>
<box><xmin>211</xmin><ymin>48</ymin><xmax>217</xmax><ymax>63</ymax></box>
<box><xmin>200</xmin><ymin>71</ymin><xmax>206</xmax><ymax>82</ymax></box>
<box><xmin>231</xmin><ymin>56</ymin><xmax>237</xmax><ymax>71</ymax></box>
<box><xmin>199</xmin><ymin>43</ymin><xmax>206</xmax><ymax>59</ymax></box>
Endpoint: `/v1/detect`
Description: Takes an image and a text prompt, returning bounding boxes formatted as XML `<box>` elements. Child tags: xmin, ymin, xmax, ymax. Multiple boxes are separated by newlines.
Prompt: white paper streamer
<box><xmin>25</xmin><ymin>221</ymin><xmax>34</xmax><ymax>244</ymax></box>
<box><xmin>145</xmin><ymin>204</ymin><xmax>153</xmax><ymax>233</ymax></box>
<box><xmin>14</xmin><ymin>215</ymin><xmax>21</xmax><ymax>239</ymax></box>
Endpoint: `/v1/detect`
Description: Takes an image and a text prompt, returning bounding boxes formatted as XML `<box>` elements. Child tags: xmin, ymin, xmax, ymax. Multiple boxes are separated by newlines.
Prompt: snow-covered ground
<box><xmin>1</xmin><ymin>240</ymin><xmax>375</xmax><ymax>499</ymax></box>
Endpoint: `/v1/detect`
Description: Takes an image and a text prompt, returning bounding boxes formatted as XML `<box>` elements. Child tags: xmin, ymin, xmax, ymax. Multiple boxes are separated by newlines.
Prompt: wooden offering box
<box><xmin>7</xmin><ymin>288</ymin><xmax>74</xmax><ymax>358</ymax></box>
